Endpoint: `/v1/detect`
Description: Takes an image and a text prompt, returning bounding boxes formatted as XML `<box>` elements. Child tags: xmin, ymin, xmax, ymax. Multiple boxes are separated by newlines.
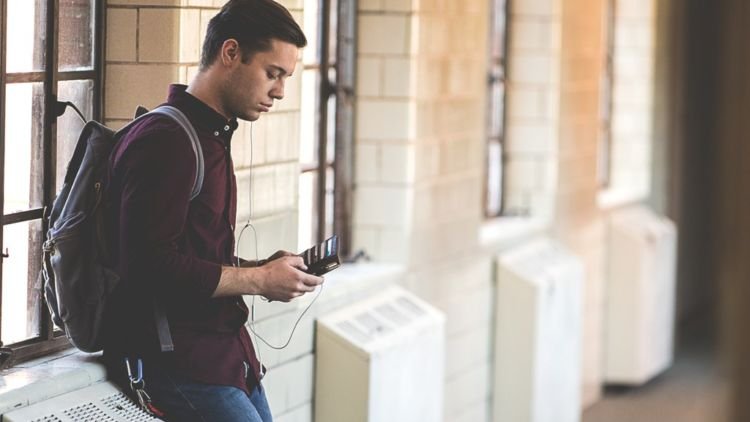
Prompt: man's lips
<box><xmin>260</xmin><ymin>103</ymin><xmax>272</xmax><ymax>112</ymax></box>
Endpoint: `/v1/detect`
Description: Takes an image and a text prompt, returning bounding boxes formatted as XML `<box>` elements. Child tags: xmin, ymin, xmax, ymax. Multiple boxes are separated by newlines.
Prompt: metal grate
<box><xmin>9</xmin><ymin>386</ymin><xmax>162</xmax><ymax>422</ymax></box>
<box><xmin>30</xmin><ymin>416</ymin><xmax>63</xmax><ymax>422</ymax></box>
<box><xmin>62</xmin><ymin>402</ymin><xmax>116</xmax><ymax>421</ymax></box>
<box><xmin>101</xmin><ymin>392</ymin><xmax>159</xmax><ymax>421</ymax></box>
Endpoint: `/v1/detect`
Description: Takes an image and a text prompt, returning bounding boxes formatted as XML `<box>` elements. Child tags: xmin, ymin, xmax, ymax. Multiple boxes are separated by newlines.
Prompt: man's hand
<box><xmin>238</xmin><ymin>250</ymin><xmax>295</xmax><ymax>268</ymax></box>
<box><xmin>265</xmin><ymin>249</ymin><xmax>296</xmax><ymax>262</ymax></box>
<box><xmin>256</xmin><ymin>255</ymin><xmax>323</xmax><ymax>302</ymax></box>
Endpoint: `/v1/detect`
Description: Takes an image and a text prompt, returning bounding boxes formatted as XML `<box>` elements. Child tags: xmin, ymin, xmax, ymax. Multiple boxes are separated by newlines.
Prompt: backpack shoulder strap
<box><xmin>148</xmin><ymin>105</ymin><xmax>205</xmax><ymax>201</ymax></box>
<box><xmin>116</xmin><ymin>106</ymin><xmax>204</xmax><ymax>354</ymax></box>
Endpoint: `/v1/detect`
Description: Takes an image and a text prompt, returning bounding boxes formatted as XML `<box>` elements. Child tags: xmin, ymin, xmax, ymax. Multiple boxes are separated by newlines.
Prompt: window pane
<box><xmin>491</xmin><ymin>0</ymin><xmax>507</xmax><ymax>58</ymax></box>
<box><xmin>4</xmin><ymin>83</ymin><xmax>45</xmax><ymax>214</ymax></box>
<box><xmin>6</xmin><ymin>0</ymin><xmax>47</xmax><ymax>73</ymax></box>
<box><xmin>56</xmin><ymin>80</ymin><xmax>94</xmax><ymax>192</ymax></box>
<box><xmin>325</xmin><ymin>166</ymin><xmax>334</xmax><ymax>237</ymax></box>
<box><xmin>328</xmin><ymin>0</ymin><xmax>338</xmax><ymax>64</ymax></box>
<box><xmin>303</xmin><ymin>0</ymin><xmax>320</xmax><ymax>65</ymax></box>
<box><xmin>58</xmin><ymin>0</ymin><xmax>95</xmax><ymax>71</ymax></box>
<box><xmin>486</xmin><ymin>141</ymin><xmax>503</xmax><ymax>216</ymax></box>
<box><xmin>489</xmin><ymin>79</ymin><xmax>505</xmax><ymax>138</ymax></box>
<box><xmin>300</xmin><ymin>69</ymin><xmax>319</xmax><ymax>166</ymax></box>
<box><xmin>298</xmin><ymin>172</ymin><xmax>317</xmax><ymax>251</ymax></box>
<box><xmin>1</xmin><ymin>220</ymin><xmax>43</xmax><ymax>345</ymax></box>
<box><xmin>326</xmin><ymin>70</ymin><xmax>337</xmax><ymax>164</ymax></box>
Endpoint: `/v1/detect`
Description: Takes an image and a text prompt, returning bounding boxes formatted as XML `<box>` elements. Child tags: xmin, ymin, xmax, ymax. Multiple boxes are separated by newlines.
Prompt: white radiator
<box><xmin>604</xmin><ymin>205</ymin><xmax>677</xmax><ymax>385</ymax></box>
<box><xmin>493</xmin><ymin>238</ymin><xmax>584</xmax><ymax>422</ymax></box>
<box><xmin>1</xmin><ymin>381</ymin><xmax>161</xmax><ymax>422</ymax></box>
<box><xmin>314</xmin><ymin>285</ymin><xmax>445</xmax><ymax>422</ymax></box>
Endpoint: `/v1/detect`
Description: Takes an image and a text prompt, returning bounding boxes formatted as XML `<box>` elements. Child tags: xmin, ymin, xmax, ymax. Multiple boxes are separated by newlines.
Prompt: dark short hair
<box><xmin>200</xmin><ymin>0</ymin><xmax>307</xmax><ymax>70</ymax></box>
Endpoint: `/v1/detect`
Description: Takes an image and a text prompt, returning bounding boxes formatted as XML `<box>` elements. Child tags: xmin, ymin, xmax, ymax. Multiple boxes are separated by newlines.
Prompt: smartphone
<box><xmin>299</xmin><ymin>235</ymin><xmax>340</xmax><ymax>276</ymax></box>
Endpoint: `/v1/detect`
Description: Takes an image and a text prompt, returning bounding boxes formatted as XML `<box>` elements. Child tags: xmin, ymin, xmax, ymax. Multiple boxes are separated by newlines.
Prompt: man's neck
<box><xmin>186</xmin><ymin>71</ymin><xmax>231</xmax><ymax>120</ymax></box>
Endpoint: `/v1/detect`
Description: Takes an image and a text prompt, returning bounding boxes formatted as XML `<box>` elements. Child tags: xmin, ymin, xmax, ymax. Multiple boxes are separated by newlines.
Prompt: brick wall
<box><xmin>556</xmin><ymin>0</ymin><xmax>607</xmax><ymax>407</ymax></box>
<box><xmin>608</xmin><ymin>0</ymin><xmax>656</xmax><ymax>197</ymax></box>
<box><xmin>504</xmin><ymin>0</ymin><xmax>561</xmax><ymax>219</ymax></box>
<box><xmin>102</xmin><ymin>0</ymin><xmax>663</xmax><ymax>420</ymax></box>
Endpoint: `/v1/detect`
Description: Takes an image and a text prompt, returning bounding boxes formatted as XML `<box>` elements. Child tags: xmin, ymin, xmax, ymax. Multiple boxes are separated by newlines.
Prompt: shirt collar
<box><xmin>165</xmin><ymin>84</ymin><xmax>239</xmax><ymax>140</ymax></box>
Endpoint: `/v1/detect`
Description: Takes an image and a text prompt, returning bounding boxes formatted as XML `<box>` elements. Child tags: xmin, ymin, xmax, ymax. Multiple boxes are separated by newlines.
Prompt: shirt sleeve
<box><xmin>114</xmin><ymin>121</ymin><xmax>222</xmax><ymax>299</ymax></box>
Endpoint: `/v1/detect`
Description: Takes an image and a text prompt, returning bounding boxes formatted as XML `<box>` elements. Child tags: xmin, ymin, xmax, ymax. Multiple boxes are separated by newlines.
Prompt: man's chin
<box><xmin>239</xmin><ymin>111</ymin><xmax>261</xmax><ymax>122</ymax></box>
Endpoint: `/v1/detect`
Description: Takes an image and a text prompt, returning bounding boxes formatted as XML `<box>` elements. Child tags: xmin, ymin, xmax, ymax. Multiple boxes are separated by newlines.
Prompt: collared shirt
<box><xmin>103</xmin><ymin>84</ymin><xmax>261</xmax><ymax>394</ymax></box>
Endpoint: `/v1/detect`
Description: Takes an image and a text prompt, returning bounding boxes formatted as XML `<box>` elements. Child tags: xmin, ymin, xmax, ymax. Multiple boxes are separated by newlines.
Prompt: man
<box><xmin>102</xmin><ymin>1</ymin><xmax>322</xmax><ymax>421</ymax></box>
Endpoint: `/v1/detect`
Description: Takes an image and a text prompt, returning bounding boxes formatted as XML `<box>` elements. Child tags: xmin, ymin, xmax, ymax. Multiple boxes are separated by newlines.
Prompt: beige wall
<box><xmin>556</xmin><ymin>0</ymin><xmax>607</xmax><ymax>407</ymax></box>
<box><xmin>103</xmin><ymin>0</ymin><xmax>667</xmax><ymax>420</ymax></box>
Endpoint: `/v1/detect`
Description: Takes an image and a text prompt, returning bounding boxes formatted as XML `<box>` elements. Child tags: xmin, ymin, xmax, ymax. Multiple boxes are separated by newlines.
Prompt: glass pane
<box><xmin>489</xmin><ymin>80</ymin><xmax>505</xmax><ymax>139</ymax></box>
<box><xmin>6</xmin><ymin>0</ymin><xmax>47</xmax><ymax>73</ymax></box>
<box><xmin>491</xmin><ymin>0</ymin><xmax>507</xmax><ymax>59</ymax></box>
<box><xmin>300</xmin><ymin>69</ymin><xmax>319</xmax><ymax>165</ymax></box>
<box><xmin>303</xmin><ymin>0</ymin><xmax>320</xmax><ymax>65</ymax></box>
<box><xmin>487</xmin><ymin>141</ymin><xmax>503</xmax><ymax>216</ymax></box>
<box><xmin>56</xmin><ymin>80</ymin><xmax>94</xmax><ymax>192</ymax></box>
<box><xmin>328</xmin><ymin>0</ymin><xmax>338</xmax><ymax>64</ymax></box>
<box><xmin>326</xmin><ymin>70</ymin><xmax>337</xmax><ymax>164</ymax></box>
<box><xmin>59</xmin><ymin>0</ymin><xmax>95</xmax><ymax>71</ymax></box>
<box><xmin>1</xmin><ymin>220</ymin><xmax>44</xmax><ymax>345</ymax></box>
<box><xmin>298</xmin><ymin>172</ymin><xmax>317</xmax><ymax>251</ymax></box>
<box><xmin>4</xmin><ymin>83</ymin><xmax>45</xmax><ymax>214</ymax></box>
<box><xmin>325</xmin><ymin>167</ymin><xmax>334</xmax><ymax>237</ymax></box>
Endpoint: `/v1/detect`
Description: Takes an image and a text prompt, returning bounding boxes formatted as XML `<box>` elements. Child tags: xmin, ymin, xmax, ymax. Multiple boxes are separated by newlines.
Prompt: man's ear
<box><xmin>221</xmin><ymin>39</ymin><xmax>241</xmax><ymax>65</ymax></box>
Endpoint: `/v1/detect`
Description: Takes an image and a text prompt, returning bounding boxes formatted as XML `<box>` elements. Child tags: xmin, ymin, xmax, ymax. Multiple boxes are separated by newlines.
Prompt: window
<box><xmin>598</xmin><ymin>0</ymin><xmax>616</xmax><ymax>188</ymax></box>
<box><xmin>298</xmin><ymin>0</ymin><xmax>355</xmax><ymax>256</ymax></box>
<box><xmin>484</xmin><ymin>0</ymin><xmax>509</xmax><ymax>218</ymax></box>
<box><xmin>0</xmin><ymin>0</ymin><xmax>103</xmax><ymax>364</ymax></box>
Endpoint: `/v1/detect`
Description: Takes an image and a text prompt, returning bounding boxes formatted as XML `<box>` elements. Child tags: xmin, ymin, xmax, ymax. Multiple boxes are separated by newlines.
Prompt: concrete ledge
<box><xmin>0</xmin><ymin>349</ymin><xmax>106</xmax><ymax>415</ymax></box>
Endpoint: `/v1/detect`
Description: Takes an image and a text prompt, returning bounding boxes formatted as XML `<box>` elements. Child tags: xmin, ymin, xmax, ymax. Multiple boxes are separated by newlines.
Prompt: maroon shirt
<box><xmin>103</xmin><ymin>84</ymin><xmax>261</xmax><ymax>394</ymax></box>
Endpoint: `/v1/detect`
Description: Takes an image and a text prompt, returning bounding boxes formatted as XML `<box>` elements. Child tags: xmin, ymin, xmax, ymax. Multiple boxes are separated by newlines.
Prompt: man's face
<box><xmin>223</xmin><ymin>39</ymin><xmax>298</xmax><ymax>122</ymax></box>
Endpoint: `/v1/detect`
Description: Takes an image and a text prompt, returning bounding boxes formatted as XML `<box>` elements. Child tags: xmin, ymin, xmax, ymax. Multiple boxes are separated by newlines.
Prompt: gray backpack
<box><xmin>41</xmin><ymin>105</ymin><xmax>204</xmax><ymax>353</ymax></box>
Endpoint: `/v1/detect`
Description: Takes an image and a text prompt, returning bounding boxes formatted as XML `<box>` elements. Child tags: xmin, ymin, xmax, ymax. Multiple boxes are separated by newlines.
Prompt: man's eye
<box><xmin>267</xmin><ymin>72</ymin><xmax>278</xmax><ymax>80</ymax></box>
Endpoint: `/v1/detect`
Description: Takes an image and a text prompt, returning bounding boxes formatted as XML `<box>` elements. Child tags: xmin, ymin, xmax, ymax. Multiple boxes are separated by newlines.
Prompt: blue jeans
<box><xmin>111</xmin><ymin>362</ymin><xmax>273</xmax><ymax>422</ymax></box>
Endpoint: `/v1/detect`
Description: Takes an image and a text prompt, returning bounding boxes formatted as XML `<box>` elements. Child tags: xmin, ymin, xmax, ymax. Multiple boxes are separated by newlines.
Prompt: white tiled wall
<box><xmin>95</xmin><ymin>0</ymin><xmax>663</xmax><ymax>421</ymax></box>
<box><xmin>503</xmin><ymin>0</ymin><xmax>562</xmax><ymax>218</ymax></box>
<box><xmin>608</xmin><ymin>0</ymin><xmax>656</xmax><ymax>198</ymax></box>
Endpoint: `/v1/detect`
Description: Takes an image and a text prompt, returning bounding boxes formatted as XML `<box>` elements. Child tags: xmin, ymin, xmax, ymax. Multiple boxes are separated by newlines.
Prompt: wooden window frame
<box><xmin>484</xmin><ymin>0</ymin><xmax>510</xmax><ymax>218</ymax></box>
<box><xmin>0</xmin><ymin>0</ymin><xmax>104</xmax><ymax>366</ymax></box>
<box><xmin>301</xmin><ymin>0</ymin><xmax>355</xmax><ymax>257</ymax></box>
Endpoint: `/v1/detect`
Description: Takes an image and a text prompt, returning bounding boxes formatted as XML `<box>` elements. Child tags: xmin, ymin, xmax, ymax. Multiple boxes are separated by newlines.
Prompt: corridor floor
<box><xmin>582</xmin><ymin>315</ymin><xmax>728</xmax><ymax>422</ymax></box>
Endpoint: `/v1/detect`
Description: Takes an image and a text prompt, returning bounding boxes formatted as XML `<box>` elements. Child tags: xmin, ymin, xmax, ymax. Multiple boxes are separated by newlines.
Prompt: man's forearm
<box><xmin>212</xmin><ymin>266</ymin><xmax>265</xmax><ymax>298</ymax></box>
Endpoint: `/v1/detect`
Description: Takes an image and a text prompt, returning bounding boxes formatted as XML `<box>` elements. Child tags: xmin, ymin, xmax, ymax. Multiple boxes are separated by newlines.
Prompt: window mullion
<box><xmin>316</xmin><ymin>0</ymin><xmax>332</xmax><ymax>244</ymax></box>
<box><xmin>39</xmin><ymin>0</ymin><xmax>60</xmax><ymax>342</ymax></box>
<box><xmin>0</xmin><ymin>0</ymin><xmax>9</xmax><ymax>344</ymax></box>
<box><xmin>333</xmin><ymin>0</ymin><xmax>355</xmax><ymax>258</ymax></box>
<box><xmin>93</xmin><ymin>0</ymin><xmax>104</xmax><ymax>121</ymax></box>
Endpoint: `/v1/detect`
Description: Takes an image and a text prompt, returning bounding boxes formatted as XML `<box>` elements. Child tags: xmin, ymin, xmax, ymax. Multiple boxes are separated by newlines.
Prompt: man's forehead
<box><xmin>259</xmin><ymin>42</ymin><xmax>299</xmax><ymax>74</ymax></box>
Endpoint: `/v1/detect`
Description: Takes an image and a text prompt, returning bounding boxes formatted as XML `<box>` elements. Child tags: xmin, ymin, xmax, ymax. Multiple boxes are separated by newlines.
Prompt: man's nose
<box><xmin>270</xmin><ymin>79</ymin><xmax>285</xmax><ymax>100</ymax></box>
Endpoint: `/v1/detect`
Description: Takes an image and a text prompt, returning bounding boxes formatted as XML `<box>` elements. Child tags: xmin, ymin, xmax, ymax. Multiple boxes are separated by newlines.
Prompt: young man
<box><xmin>102</xmin><ymin>1</ymin><xmax>322</xmax><ymax>421</ymax></box>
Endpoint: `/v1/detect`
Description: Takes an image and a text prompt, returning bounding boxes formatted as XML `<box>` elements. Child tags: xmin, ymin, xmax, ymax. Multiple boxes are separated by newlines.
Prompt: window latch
<box><xmin>1</xmin><ymin>248</ymin><xmax>8</xmax><ymax>259</ymax></box>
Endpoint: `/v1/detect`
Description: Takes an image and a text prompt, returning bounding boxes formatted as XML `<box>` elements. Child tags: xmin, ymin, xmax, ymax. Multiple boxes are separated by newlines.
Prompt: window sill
<box><xmin>479</xmin><ymin>216</ymin><xmax>550</xmax><ymax>251</ymax></box>
<box><xmin>0</xmin><ymin>267</ymin><xmax>406</xmax><ymax>416</ymax></box>
<box><xmin>0</xmin><ymin>349</ymin><xmax>105</xmax><ymax>415</ymax></box>
<box><xmin>597</xmin><ymin>186</ymin><xmax>649</xmax><ymax>211</ymax></box>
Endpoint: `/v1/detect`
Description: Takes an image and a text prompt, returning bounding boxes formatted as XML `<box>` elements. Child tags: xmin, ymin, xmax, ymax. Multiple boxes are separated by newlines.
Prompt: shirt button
<box><xmin>224</xmin><ymin>125</ymin><xmax>230</xmax><ymax>131</ymax></box>
<box><xmin>213</xmin><ymin>131</ymin><xmax>220</xmax><ymax>136</ymax></box>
